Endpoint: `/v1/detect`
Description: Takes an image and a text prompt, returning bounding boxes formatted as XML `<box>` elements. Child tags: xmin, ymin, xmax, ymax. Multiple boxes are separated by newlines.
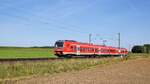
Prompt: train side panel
<box><xmin>54</xmin><ymin>40</ymin><xmax>128</xmax><ymax>57</ymax></box>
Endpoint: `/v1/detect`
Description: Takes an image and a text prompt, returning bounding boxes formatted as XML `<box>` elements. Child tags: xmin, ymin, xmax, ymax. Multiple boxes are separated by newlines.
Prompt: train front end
<box><xmin>54</xmin><ymin>40</ymin><xmax>64</xmax><ymax>57</ymax></box>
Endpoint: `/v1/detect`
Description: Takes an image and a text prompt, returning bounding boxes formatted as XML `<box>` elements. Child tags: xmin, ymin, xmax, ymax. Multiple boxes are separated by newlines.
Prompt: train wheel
<box><xmin>57</xmin><ymin>55</ymin><xmax>63</xmax><ymax>58</ymax></box>
<box><xmin>65</xmin><ymin>55</ymin><xmax>72</xmax><ymax>58</ymax></box>
<box><xmin>92</xmin><ymin>55</ymin><xmax>96</xmax><ymax>58</ymax></box>
<box><xmin>88</xmin><ymin>55</ymin><xmax>93</xmax><ymax>58</ymax></box>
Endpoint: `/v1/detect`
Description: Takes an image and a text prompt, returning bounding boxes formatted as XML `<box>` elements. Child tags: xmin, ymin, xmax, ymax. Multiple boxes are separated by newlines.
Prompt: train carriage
<box><xmin>54</xmin><ymin>40</ymin><xmax>128</xmax><ymax>58</ymax></box>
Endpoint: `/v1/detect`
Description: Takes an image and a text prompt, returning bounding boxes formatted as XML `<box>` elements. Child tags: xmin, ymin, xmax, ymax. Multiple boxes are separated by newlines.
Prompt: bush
<box><xmin>132</xmin><ymin>45</ymin><xmax>144</xmax><ymax>53</ymax></box>
<box><xmin>132</xmin><ymin>44</ymin><xmax>150</xmax><ymax>54</ymax></box>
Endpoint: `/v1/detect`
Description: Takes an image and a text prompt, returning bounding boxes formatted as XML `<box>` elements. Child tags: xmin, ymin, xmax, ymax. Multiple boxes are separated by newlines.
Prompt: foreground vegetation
<box><xmin>0</xmin><ymin>58</ymin><xmax>120</xmax><ymax>83</ymax></box>
<box><xmin>0</xmin><ymin>47</ymin><xmax>55</xmax><ymax>58</ymax></box>
<box><xmin>0</xmin><ymin>53</ymin><xmax>149</xmax><ymax>83</ymax></box>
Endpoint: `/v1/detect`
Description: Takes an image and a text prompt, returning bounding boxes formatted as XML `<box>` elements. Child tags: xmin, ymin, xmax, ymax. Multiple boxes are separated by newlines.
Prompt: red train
<box><xmin>54</xmin><ymin>40</ymin><xmax>128</xmax><ymax>58</ymax></box>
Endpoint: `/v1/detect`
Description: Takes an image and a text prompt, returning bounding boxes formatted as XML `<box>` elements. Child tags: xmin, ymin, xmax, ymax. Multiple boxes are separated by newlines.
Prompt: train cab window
<box><xmin>55</xmin><ymin>41</ymin><xmax>63</xmax><ymax>47</ymax></box>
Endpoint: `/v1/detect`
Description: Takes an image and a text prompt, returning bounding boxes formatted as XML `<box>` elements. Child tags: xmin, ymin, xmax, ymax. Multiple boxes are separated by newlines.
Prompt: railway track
<box><xmin>0</xmin><ymin>57</ymin><xmax>64</xmax><ymax>63</ymax></box>
<box><xmin>0</xmin><ymin>56</ymin><xmax>122</xmax><ymax>63</ymax></box>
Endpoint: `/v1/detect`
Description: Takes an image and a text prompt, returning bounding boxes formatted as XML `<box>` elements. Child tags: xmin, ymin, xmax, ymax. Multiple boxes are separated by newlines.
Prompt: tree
<box><xmin>144</xmin><ymin>44</ymin><xmax>150</xmax><ymax>53</ymax></box>
<box><xmin>131</xmin><ymin>45</ymin><xmax>144</xmax><ymax>53</ymax></box>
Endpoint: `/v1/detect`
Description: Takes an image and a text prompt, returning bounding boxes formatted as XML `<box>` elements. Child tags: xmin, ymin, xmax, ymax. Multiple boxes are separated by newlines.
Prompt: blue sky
<box><xmin>0</xmin><ymin>0</ymin><xmax>150</xmax><ymax>49</ymax></box>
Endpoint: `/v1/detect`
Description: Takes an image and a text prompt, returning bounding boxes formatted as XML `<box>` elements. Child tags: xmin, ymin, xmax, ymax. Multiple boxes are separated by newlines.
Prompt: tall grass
<box><xmin>127</xmin><ymin>53</ymin><xmax>150</xmax><ymax>59</ymax></box>
<box><xmin>0</xmin><ymin>53</ymin><xmax>149</xmax><ymax>83</ymax></box>
<box><xmin>0</xmin><ymin>58</ymin><xmax>122</xmax><ymax>82</ymax></box>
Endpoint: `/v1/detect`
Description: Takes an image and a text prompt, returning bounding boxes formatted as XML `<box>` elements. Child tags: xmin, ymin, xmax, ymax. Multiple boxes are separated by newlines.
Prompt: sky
<box><xmin>0</xmin><ymin>0</ymin><xmax>150</xmax><ymax>49</ymax></box>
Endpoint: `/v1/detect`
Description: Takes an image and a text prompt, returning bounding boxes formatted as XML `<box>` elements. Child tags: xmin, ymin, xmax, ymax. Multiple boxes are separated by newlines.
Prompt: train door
<box><xmin>99</xmin><ymin>47</ymin><xmax>101</xmax><ymax>55</ymax></box>
<box><xmin>76</xmin><ymin>45</ymin><xmax>80</xmax><ymax>55</ymax></box>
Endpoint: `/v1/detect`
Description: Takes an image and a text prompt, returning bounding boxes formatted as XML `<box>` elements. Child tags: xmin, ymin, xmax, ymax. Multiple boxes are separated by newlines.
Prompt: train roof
<box><xmin>56</xmin><ymin>40</ymin><xmax>77</xmax><ymax>42</ymax></box>
<box><xmin>56</xmin><ymin>40</ymin><xmax>127</xmax><ymax>50</ymax></box>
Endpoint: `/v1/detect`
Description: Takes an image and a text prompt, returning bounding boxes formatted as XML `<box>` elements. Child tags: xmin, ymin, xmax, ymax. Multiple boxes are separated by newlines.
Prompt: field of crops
<box><xmin>0</xmin><ymin>47</ymin><xmax>55</xmax><ymax>58</ymax></box>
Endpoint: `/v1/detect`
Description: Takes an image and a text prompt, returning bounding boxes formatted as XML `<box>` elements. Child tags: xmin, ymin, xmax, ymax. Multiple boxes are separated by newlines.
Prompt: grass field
<box><xmin>0</xmin><ymin>47</ymin><xmax>55</xmax><ymax>58</ymax></box>
<box><xmin>0</xmin><ymin>53</ymin><xmax>149</xmax><ymax>83</ymax></box>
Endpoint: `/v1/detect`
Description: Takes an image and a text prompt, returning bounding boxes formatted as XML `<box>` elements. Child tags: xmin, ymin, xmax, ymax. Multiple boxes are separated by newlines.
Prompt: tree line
<box><xmin>132</xmin><ymin>44</ymin><xmax>150</xmax><ymax>53</ymax></box>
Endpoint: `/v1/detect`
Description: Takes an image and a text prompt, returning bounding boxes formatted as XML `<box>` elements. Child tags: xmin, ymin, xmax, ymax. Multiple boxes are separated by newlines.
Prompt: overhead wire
<box><xmin>0</xmin><ymin>0</ymin><xmax>102</xmax><ymax>45</ymax></box>
<box><xmin>0</xmin><ymin>0</ymin><xmax>97</xmax><ymax>35</ymax></box>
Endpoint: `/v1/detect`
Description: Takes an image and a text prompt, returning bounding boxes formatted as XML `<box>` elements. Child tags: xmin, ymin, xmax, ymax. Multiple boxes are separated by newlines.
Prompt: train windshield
<box><xmin>55</xmin><ymin>41</ymin><xmax>64</xmax><ymax>47</ymax></box>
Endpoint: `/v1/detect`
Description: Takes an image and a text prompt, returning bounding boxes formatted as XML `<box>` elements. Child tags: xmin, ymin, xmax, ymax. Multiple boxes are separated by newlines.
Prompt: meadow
<box><xmin>0</xmin><ymin>47</ymin><xmax>55</xmax><ymax>58</ymax></box>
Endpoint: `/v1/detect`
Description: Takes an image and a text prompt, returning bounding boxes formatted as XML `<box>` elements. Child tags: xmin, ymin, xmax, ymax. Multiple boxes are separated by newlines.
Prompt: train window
<box><xmin>102</xmin><ymin>49</ymin><xmax>105</xmax><ymax>53</ymax></box>
<box><xmin>92</xmin><ymin>48</ymin><xmax>94</xmax><ymax>52</ymax></box>
<box><xmin>80</xmin><ymin>47</ymin><xmax>83</xmax><ymax>52</ymax></box>
<box><xmin>95</xmin><ymin>48</ymin><xmax>99</xmax><ymax>52</ymax></box>
<box><xmin>99</xmin><ymin>49</ymin><xmax>101</xmax><ymax>52</ymax></box>
<box><xmin>55</xmin><ymin>41</ymin><xmax>63</xmax><ymax>47</ymax></box>
<box><xmin>86</xmin><ymin>48</ymin><xmax>88</xmax><ymax>52</ymax></box>
<box><xmin>88</xmin><ymin>48</ymin><xmax>89</xmax><ymax>51</ymax></box>
<box><xmin>73</xmin><ymin>46</ymin><xmax>76</xmax><ymax>51</ymax></box>
<box><xmin>103</xmin><ymin>49</ymin><xmax>108</xmax><ymax>53</ymax></box>
<box><xmin>101</xmin><ymin>49</ymin><xmax>104</xmax><ymax>53</ymax></box>
<box><xmin>77</xmin><ymin>47</ymin><xmax>80</xmax><ymax>51</ymax></box>
<box><xmin>89</xmin><ymin>48</ymin><xmax>91</xmax><ymax>51</ymax></box>
<box><xmin>70</xmin><ymin>46</ymin><xmax>73</xmax><ymax>50</ymax></box>
<box><xmin>91</xmin><ymin>48</ymin><xmax>93</xmax><ymax>51</ymax></box>
<box><xmin>83</xmin><ymin>48</ymin><xmax>85</xmax><ymax>52</ymax></box>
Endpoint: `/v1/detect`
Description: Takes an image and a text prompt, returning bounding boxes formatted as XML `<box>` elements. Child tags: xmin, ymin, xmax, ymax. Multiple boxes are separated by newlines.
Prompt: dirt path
<box><xmin>16</xmin><ymin>58</ymin><xmax>150</xmax><ymax>84</ymax></box>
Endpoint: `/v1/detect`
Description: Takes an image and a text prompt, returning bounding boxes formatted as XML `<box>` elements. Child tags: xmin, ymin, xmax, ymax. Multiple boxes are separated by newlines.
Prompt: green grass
<box><xmin>0</xmin><ymin>47</ymin><xmax>55</xmax><ymax>58</ymax></box>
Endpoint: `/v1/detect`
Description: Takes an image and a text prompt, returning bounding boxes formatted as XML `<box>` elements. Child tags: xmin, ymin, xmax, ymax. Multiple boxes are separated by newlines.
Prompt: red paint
<box><xmin>54</xmin><ymin>40</ymin><xmax>128</xmax><ymax>57</ymax></box>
